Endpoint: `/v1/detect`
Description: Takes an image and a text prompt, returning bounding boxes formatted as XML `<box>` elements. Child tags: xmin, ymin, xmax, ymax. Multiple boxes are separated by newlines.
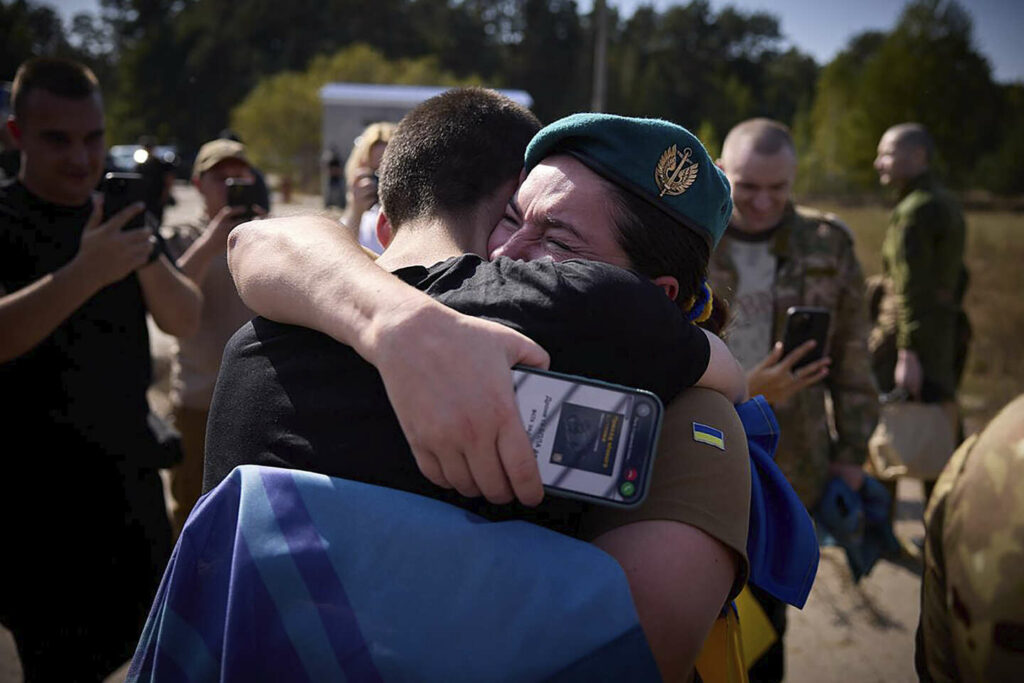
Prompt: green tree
<box><xmin>975</xmin><ymin>84</ymin><xmax>1024</xmax><ymax>196</ymax></box>
<box><xmin>603</xmin><ymin>1</ymin><xmax>816</xmax><ymax>137</ymax></box>
<box><xmin>802</xmin><ymin>0</ymin><xmax>1001</xmax><ymax>193</ymax></box>
<box><xmin>230</xmin><ymin>44</ymin><xmax>477</xmax><ymax>186</ymax></box>
<box><xmin>1</xmin><ymin>0</ymin><xmax>108</xmax><ymax>84</ymax></box>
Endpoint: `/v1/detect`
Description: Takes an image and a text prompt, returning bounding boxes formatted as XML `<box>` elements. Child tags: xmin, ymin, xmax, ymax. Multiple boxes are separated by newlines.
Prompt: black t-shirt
<box><xmin>0</xmin><ymin>180</ymin><xmax>155</xmax><ymax>456</ymax></box>
<box><xmin>0</xmin><ymin>180</ymin><xmax>170</xmax><ymax>606</ymax></box>
<box><xmin>205</xmin><ymin>255</ymin><xmax>710</xmax><ymax>534</ymax></box>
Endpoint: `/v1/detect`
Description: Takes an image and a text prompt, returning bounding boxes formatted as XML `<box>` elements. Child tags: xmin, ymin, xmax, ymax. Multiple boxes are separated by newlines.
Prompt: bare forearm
<box><xmin>176</xmin><ymin>230</ymin><xmax>221</xmax><ymax>286</ymax></box>
<box><xmin>137</xmin><ymin>255</ymin><xmax>202</xmax><ymax>337</ymax></box>
<box><xmin>696</xmin><ymin>330</ymin><xmax>748</xmax><ymax>403</ymax></box>
<box><xmin>593</xmin><ymin>521</ymin><xmax>736</xmax><ymax>681</ymax></box>
<box><xmin>0</xmin><ymin>260</ymin><xmax>100</xmax><ymax>362</ymax></box>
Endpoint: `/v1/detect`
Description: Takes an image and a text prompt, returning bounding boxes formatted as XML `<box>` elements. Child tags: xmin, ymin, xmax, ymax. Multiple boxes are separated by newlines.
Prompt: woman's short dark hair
<box><xmin>605</xmin><ymin>183</ymin><xmax>728</xmax><ymax>334</ymax></box>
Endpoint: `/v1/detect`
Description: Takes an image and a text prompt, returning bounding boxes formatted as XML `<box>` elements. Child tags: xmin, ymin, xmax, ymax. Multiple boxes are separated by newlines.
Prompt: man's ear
<box><xmin>653</xmin><ymin>275</ymin><xmax>679</xmax><ymax>301</ymax></box>
<box><xmin>7</xmin><ymin>116</ymin><xmax>22</xmax><ymax>147</ymax></box>
<box><xmin>376</xmin><ymin>210</ymin><xmax>393</xmax><ymax>248</ymax></box>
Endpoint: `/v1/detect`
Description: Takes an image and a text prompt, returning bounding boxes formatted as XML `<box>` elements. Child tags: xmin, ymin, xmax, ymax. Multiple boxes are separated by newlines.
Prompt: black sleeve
<box><xmin>427</xmin><ymin>257</ymin><xmax>709</xmax><ymax>404</ymax></box>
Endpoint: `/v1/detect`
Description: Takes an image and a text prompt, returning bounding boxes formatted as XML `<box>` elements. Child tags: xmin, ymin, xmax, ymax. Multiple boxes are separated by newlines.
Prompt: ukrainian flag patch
<box><xmin>693</xmin><ymin>422</ymin><xmax>725</xmax><ymax>451</ymax></box>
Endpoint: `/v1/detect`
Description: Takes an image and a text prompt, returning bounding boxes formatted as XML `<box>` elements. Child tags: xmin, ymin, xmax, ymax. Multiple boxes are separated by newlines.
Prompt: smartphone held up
<box><xmin>781</xmin><ymin>306</ymin><xmax>831</xmax><ymax>370</ymax></box>
<box><xmin>101</xmin><ymin>172</ymin><xmax>147</xmax><ymax>230</ymax></box>
<box><xmin>512</xmin><ymin>367</ymin><xmax>663</xmax><ymax>509</ymax></box>
<box><xmin>225</xmin><ymin>177</ymin><xmax>260</xmax><ymax>219</ymax></box>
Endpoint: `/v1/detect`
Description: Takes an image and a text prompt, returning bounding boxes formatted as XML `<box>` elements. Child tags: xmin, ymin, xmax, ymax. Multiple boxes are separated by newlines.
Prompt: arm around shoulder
<box><xmin>696</xmin><ymin>329</ymin><xmax>748</xmax><ymax>403</ymax></box>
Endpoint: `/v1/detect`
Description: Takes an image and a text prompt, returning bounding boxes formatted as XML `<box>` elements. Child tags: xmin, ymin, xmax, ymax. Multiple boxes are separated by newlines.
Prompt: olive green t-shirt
<box><xmin>580</xmin><ymin>388</ymin><xmax>752</xmax><ymax>600</ymax></box>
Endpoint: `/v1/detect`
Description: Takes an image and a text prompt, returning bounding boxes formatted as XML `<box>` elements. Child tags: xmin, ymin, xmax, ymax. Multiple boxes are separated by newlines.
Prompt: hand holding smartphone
<box><xmin>512</xmin><ymin>367</ymin><xmax>663</xmax><ymax>509</ymax></box>
<box><xmin>225</xmin><ymin>177</ymin><xmax>260</xmax><ymax>219</ymax></box>
<box><xmin>101</xmin><ymin>172</ymin><xmax>147</xmax><ymax>231</ymax></box>
<box><xmin>781</xmin><ymin>306</ymin><xmax>831</xmax><ymax>370</ymax></box>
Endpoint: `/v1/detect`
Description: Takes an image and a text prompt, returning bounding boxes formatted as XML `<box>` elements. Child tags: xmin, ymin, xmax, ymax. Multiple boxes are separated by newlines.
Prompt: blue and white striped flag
<box><xmin>128</xmin><ymin>466</ymin><xmax>660</xmax><ymax>682</ymax></box>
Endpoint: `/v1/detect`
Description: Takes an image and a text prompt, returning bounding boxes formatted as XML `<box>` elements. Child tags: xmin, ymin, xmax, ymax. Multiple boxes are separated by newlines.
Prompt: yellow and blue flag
<box><xmin>692</xmin><ymin>422</ymin><xmax>726</xmax><ymax>450</ymax></box>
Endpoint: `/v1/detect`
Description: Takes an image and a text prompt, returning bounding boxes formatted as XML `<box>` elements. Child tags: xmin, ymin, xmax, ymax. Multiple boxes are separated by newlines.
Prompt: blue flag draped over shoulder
<box><xmin>128</xmin><ymin>466</ymin><xmax>660</xmax><ymax>682</ymax></box>
<box><xmin>738</xmin><ymin>396</ymin><xmax>819</xmax><ymax>609</ymax></box>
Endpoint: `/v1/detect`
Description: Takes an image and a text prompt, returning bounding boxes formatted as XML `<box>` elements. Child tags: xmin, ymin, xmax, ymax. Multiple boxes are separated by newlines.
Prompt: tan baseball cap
<box><xmin>192</xmin><ymin>139</ymin><xmax>249</xmax><ymax>179</ymax></box>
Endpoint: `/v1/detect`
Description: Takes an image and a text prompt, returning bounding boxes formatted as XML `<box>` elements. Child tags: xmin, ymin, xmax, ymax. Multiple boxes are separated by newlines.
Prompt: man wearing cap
<box><xmin>0</xmin><ymin>57</ymin><xmax>201</xmax><ymax>679</ymax></box>
<box><xmin>161</xmin><ymin>137</ymin><xmax>260</xmax><ymax>534</ymax></box>
<box><xmin>709</xmin><ymin>118</ymin><xmax>877</xmax><ymax>681</ymax></box>
<box><xmin>217</xmin><ymin>94</ymin><xmax>752</xmax><ymax>678</ymax></box>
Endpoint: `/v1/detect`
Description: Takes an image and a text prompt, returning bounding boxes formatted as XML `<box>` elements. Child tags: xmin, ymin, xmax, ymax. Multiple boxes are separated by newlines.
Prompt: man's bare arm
<box><xmin>696</xmin><ymin>330</ymin><xmax>749</xmax><ymax>403</ymax></box>
<box><xmin>137</xmin><ymin>252</ymin><xmax>202</xmax><ymax>338</ymax></box>
<box><xmin>593</xmin><ymin>521</ymin><xmax>736</xmax><ymax>681</ymax></box>
<box><xmin>0</xmin><ymin>198</ymin><xmax>153</xmax><ymax>363</ymax></box>
<box><xmin>227</xmin><ymin>215</ymin><xmax>549</xmax><ymax>505</ymax></box>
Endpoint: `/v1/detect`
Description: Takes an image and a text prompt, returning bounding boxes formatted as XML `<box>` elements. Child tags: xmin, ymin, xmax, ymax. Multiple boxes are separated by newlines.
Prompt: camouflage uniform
<box><xmin>870</xmin><ymin>173</ymin><xmax>968</xmax><ymax>401</ymax></box>
<box><xmin>710</xmin><ymin>204</ymin><xmax>879</xmax><ymax>508</ymax></box>
<box><xmin>916</xmin><ymin>394</ymin><xmax>1024</xmax><ymax>682</ymax></box>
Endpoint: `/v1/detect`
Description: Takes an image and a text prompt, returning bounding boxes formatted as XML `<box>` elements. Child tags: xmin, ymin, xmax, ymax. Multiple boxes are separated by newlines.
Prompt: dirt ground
<box><xmin>0</xmin><ymin>186</ymin><xmax>928</xmax><ymax>682</ymax></box>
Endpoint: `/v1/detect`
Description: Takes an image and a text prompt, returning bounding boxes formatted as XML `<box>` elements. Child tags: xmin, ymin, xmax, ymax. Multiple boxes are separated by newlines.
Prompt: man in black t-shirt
<box><xmin>0</xmin><ymin>58</ymin><xmax>201</xmax><ymax>681</ymax></box>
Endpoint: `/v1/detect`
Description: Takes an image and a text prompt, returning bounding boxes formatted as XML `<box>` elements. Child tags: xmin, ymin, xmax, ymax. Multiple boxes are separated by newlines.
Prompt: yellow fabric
<box><xmin>694</xmin><ymin>606</ymin><xmax>747</xmax><ymax>683</ymax></box>
<box><xmin>735</xmin><ymin>586</ymin><xmax>777</xmax><ymax>668</ymax></box>
<box><xmin>694</xmin><ymin>587</ymin><xmax>778</xmax><ymax>683</ymax></box>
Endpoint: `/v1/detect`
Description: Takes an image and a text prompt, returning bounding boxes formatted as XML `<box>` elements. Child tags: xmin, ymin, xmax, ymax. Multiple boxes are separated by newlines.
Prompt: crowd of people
<box><xmin>0</xmin><ymin>55</ymin><xmax>1020</xmax><ymax>683</ymax></box>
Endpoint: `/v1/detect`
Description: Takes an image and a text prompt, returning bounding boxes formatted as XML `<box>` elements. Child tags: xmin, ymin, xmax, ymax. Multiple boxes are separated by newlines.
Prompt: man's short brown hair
<box><xmin>722</xmin><ymin>118</ymin><xmax>795</xmax><ymax>158</ymax></box>
<box><xmin>11</xmin><ymin>57</ymin><xmax>100</xmax><ymax>121</ymax></box>
<box><xmin>378</xmin><ymin>88</ymin><xmax>540</xmax><ymax>229</ymax></box>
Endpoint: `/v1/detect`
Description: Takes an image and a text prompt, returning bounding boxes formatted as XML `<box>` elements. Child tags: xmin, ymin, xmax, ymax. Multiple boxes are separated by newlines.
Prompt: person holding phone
<box><xmin>339</xmin><ymin>121</ymin><xmax>395</xmax><ymax>254</ymax></box>
<box><xmin>709</xmin><ymin>117</ymin><xmax>878</xmax><ymax>681</ymax></box>
<box><xmin>159</xmin><ymin>137</ymin><xmax>264</xmax><ymax>535</ymax></box>
<box><xmin>0</xmin><ymin>58</ymin><xmax>201</xmax><ymax>680</ymax></box>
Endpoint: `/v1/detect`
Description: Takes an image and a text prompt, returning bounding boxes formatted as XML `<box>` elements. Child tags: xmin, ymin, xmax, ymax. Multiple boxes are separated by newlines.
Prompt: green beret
<box><xmin>524</xmin><ymin>113</ymin><xmax>732</xmax><ymax>248</ymax></box>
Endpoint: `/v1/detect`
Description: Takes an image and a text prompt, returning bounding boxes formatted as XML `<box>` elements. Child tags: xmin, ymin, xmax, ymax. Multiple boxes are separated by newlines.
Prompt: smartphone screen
<box><xmin>781</xmin><ymin>306</ymin><xmax>831</xmax><ymax>370</ymax></box>
<box><xmin>512</xmin><ymin>367</ymin><xmax>663</xmax><ymax>509</ymax></box>
<box><xmin>102</xmin><ymin>172</ymin><xmax>147</xmax><ymax>230</ymax></box>
<box><xmin>225</xmin><ymin>178</ymin><xmax>258</xmax><ymax>218</ymax></box>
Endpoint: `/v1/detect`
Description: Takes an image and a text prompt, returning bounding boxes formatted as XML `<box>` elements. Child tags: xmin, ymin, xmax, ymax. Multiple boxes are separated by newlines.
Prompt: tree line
<box><xmin>2</xmin><ymin>0</ymin><xmax>1021</xmax><ymax>195</ymax></box>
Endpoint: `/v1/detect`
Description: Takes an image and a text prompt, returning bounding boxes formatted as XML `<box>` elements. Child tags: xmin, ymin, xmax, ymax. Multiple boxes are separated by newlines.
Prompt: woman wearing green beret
<box><xmin>227</xmin><ymin>103</ymin><xmax>749</xmax><ymax>679</ymax></box>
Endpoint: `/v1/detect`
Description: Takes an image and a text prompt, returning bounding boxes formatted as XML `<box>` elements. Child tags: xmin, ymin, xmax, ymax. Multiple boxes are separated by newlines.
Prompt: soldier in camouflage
<box><xmin>870</xmin><ymin>123</ymin><xmax>968</xmax><ymax>404</ymax></box>
<box><xmin>711</xmin><ymin>118</ymin><xmax>878</xmax><ymax>509</ymax></box>
<box><xmin>710</xmin><ymin>118</ymin><xmax>878</xmax><ymax>682</ymax></box>
<box><xmin>916</xmin><ymin>394</ymin><xmax>1024</xmax><ymax>682</ymax></box>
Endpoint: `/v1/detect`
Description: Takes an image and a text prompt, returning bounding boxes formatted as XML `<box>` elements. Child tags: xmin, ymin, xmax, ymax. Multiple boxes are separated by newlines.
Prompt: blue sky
<box><xmin>46</xmin><ymin>0</ymin><xmax>1023</xmax><ymax>82</ymax></box>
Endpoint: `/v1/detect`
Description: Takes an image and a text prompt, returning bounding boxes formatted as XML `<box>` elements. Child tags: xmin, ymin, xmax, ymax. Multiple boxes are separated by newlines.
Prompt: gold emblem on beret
<box><xmin>655</xmin><ymin>145</ymin><xmax>699</xmax><ymax>197</ymax></box>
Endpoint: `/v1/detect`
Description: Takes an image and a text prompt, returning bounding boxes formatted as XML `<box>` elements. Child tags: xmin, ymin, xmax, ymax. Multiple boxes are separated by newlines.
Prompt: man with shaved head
<box><xmin>710</xmin><ymin>117</ymin><xmax>878</xmax><ymax>682</ymax></box>
<box><xmin>871</xmin><ymin>123</ymin><xmax>968</xmax><ymax>410</ymax></box>
<box><xmin>870</xmin><ymin>123</ymin><xmax>969</xmax><ymax>512</ymax></box>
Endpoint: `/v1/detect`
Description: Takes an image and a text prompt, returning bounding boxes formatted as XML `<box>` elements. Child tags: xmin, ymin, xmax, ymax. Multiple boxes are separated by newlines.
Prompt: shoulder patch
<box><xmin>693</xmin><ymin>422</ymin><xmax>726</xmax><ymax>450</ymax></box>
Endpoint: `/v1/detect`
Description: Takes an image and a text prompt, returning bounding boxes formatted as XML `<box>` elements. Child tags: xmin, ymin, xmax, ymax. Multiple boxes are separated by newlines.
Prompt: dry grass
<box><xmin>811</xmin><ymin>201</ymin><xmax>1024</xmax><ymax>431</ymax></box>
